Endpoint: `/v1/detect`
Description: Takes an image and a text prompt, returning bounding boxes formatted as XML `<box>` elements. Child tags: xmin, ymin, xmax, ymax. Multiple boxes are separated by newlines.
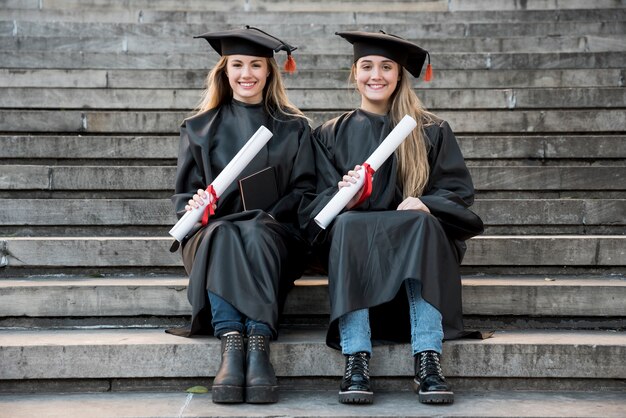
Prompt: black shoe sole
<box><xmin>418</xmin><ymin>390</ymin><xmax>454</xmax><ymax>404</ymax></box>
<box><xmin>245</xmin><ymin>385</ymin><xmax>279</xmax><ymax>403</ymax></box>
<box><xmin>412</xmin><ymin>379</ymin><xmax>454</xmax><ymax>404</ymax></box>
<box><xmin>211</xmin><ymin>385</ymin><xmax>244</xmax><ymax>403</ymax></box>
<box><xmin>338</xmin><ymin>390</ymin><xmax>374</xmax><ymax>404</ymax></box>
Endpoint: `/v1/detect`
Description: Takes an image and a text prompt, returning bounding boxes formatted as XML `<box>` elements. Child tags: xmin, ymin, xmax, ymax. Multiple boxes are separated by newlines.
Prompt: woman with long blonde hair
<box><xmin>301</xmin><ymin>31</ymin><xmax>484</xmax><ymax>406</ymax></box>
<box><xmin>170</xmin><ymin>26</ymin><xmax>314</xmax><ymax>405</ymax></box>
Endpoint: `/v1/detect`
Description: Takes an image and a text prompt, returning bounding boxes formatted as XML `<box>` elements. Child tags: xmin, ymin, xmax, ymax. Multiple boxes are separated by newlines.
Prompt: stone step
<box><xmin>3</xmin><ymin>0</ymin><xmax>452</xmax><ymax>13</ymax></box>
<box><xmin>1</xmin><ymin>390</ymin><xmax>625</xmax><ymax>418</ymax></box>
<box><xmin>448</xmin><ymin>0</ymin><xmax>626</xmax><ymax>11</ymax></box>
<box><xmin>3</xmin><ymin>135</ymin><xmax>625</xmax><ymax>160</ymax></box>
<box><xmin>1</xmin><ymin>109</ymin><xmax>625</xmax><ymax>134</ymax></box>
<box><xmin>2</xmin><ymin>7</ymin><xmax>625</xmax><ymax>24</ymax></box>
<box><xmin>4</xmin><ymin>34</ymin><xmax>625</xmax><ymax>54</ymax></box>
<box><xmin>0</xmin><ymin>199</ymin><xmax>623</xmax><ymax>230</ymax></box>
<box><xmin>0</xmin><ymin>328</ymin><xmax>624</xmax><ymax>381</ymax></box>
<box><xmin>3</xmin><ymin>87</ymin><xmax>625</xmax><ymax>110</ymax></box>
<box><xmin>1</xmin><ymin>276</ymin><xmax>624</xmax><ymax>318</ymax></box>
<box><xmin>3</xmin><ymin>50</ymin><xmax>624</xmax><ymax>71</ymax></box>
<box><xmin>1</xmin><ymin>165</ymin><xmax>623</xmax><ymax>192</ymax></box>
<box><xmin>1</xmin><ymin>236</ymin><xmax>623</xmax><ymax>272</ymax></box>
<box><xmin>2</xmin><ymin>68</ymin><xmax>624</xmax><ymax>89</ymax></box>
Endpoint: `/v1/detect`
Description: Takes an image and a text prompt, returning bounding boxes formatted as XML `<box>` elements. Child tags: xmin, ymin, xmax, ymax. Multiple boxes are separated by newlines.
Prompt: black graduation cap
<box><xmin>195</xmin><ymin>26</ymin><xmax>297</xmax><ymax>73</ymax></box>
<box><xmin>336</xmin><ymin>30</ymin><xmax>432</xmax><ymax>80</ymax></box>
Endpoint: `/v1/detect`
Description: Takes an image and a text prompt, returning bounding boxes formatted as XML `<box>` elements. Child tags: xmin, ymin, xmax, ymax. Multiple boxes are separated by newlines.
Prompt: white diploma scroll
<box><xmin>169</xmin><ymin>125</ymin><xmax>273</xmax><ymax>241</ymax></box>
<box><xmin>313</xmin><ymin>114</ymin><xmax>417</xmax><ymax>229</ymax></box>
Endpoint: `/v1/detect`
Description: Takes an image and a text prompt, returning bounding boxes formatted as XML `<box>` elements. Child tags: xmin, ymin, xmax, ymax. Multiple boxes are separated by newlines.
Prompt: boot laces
<box><xmin>419</xmin><ymin>351</ymin><xmax>444</xmax><ymax>380</ymax></box>
<box><xmin>344</xmin><ymin>352</ymin><xmax>370</xmax><ymax>379</ymax></box>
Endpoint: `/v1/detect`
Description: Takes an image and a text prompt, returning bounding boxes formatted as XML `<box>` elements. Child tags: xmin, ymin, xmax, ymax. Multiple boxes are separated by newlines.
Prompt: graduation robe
<box><xmin>171</xmin><ymin>99</ymin><xmax>315</xmax><ymax>338</ymax></box>
<box><xmin>300</xmin><ymin>109</ymin><xmax>484</xmax><ymax>349</ymax></box>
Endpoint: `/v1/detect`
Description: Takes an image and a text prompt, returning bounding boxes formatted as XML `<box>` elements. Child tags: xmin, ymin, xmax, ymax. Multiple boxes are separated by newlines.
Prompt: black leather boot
<box><xmin>338</xmin><ymin>352</ymin><xmax>373</xmax><ymax>404</ymax></box>
<box><xmin>412</xmin><ymin>350</ymin><xmax>454</xmax><ymax>404</ymax></box>
<box><xmin>211</xmin><ymin>332</ymin><xmax>245</xmax><ymax>403</ymax></box>
<box><xmin>245</xmin><ymin>335</ymin><xmax>278</xmax><ymax>403</ymax></box>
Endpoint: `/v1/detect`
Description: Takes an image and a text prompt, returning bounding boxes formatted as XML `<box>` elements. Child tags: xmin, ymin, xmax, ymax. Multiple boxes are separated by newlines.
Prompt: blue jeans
<box><xmin>338</xmin><ymin>279</ymin><xmax>443</xmax><ymax>356</ymax></box>
<box><xmin>208</xmin><ymin>291</ymin><xmax>272</xmax><ymax>338</ymax></box>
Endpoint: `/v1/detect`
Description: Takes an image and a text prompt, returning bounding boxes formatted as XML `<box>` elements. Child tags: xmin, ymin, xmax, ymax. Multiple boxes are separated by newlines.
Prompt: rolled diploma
<box><xmin>313</xmin><ymin>114</ymin><xmax>417</xmax><ymax>229</ymax></box>
<box><xmin>169</xmin><ymin>125</ymin><xmax>273</xmax><ymax>241</ymax></box>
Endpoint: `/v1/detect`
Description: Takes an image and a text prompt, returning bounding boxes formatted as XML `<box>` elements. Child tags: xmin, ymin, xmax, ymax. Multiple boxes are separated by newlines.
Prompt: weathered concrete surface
<box><xmin>1</xmin><ymin>276</ymin><xmax>624</xmax><ymax>317</ymax></box>
<box><xmin>0</xmin><ymin>135</ymin><xmax>179</xmax><ymax>159</ymax></box>
<box><xmin>2</xmin><ymin>165</ymin><xmax>623</xmax><ymax>191</ymax></box>
<box><xmin>1</xmin><ymin>236</ymin><xmax>624</xmax><ymax>268</ymax></box>
<box><xmin>1</xmin><ymin>390</ymin><xmax>625</xmax><ymax>418</ymax></box>
<box><xmin>2</xmin><ymin>7</ymin><xmax>625</xmax><ymax>25</ymax></box>
<box><xmin>2</xmin><ymin>68</ymin><xmax>623</xmax><ymax>89</ymax></box>
<box><xmin>7</xmin><ymin>87</ymin><xmax>624</xmax><ymax>110</ymax></box>
<box><xmin>3</xmin><ymin>135</ymin><xmax>625</xmax><ymax>160</ymax></box>
<box><xmin>0</xmin><ymin>199</ymin><xmax>176</xmax><ymax>225</ymax></box>
<box><xmin>2</xmin><ymin>50</ymin><xmax>624</xmax><ymax>70</ymax></box>
<box><xmin>2</xmin><ymin>109</ymin><xmax>625</xmax><ymax>133</ymax></box>
<box><xmin>1</xmin><ymin>199</ymin><xmax>623</xmax><ymax>227</ymax></box>
<box><xmin>0</xmin><ymin>329</ymin><xmax>624</xmax><ymax>379</ymax></box>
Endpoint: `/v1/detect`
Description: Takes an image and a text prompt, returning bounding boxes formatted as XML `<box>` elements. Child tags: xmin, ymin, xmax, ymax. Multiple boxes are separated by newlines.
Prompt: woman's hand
<box><xmin>185</xmin><ymin>188</ymin><xmax>217</xmax><ymax>212</ymax></box>
<box><xmin>397</xmin><ymin>197</ymin><xmax>431</xmax><ymax>213</ymax></box>
<box><xmin>339</xmin><ymin>165</ymin><xmax>365</xmax><ymax>210</ymax></box>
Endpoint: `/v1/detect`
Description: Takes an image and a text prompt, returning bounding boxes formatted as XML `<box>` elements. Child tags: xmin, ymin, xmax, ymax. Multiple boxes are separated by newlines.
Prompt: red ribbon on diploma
<box><xmin>354</xmin><ymin>163</ymin><xmax>375</xmax><ymax>207</ymax></box>
<box><xmin>201</xmin><ymin>185</ymin><xmax>219</xmax><ymax>226</ymax></box>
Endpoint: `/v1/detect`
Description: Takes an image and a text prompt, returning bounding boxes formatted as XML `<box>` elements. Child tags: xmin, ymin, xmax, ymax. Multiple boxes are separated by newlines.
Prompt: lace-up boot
<box><xmin>212</xmin><ymin>332</ymin><xmax>245</xmax><ymax>403</ymax></box>
<box><xmin>412</xmin><ymin>350</ymin><xmax>454</xmax><ymax>404</ymax></box>
<box><xmin>245</xmin><ymin>335</ymin><xmax>278</xmax><ymax>403</ymax></box>
<box><xmin>338</xmin><ymin>351</ymin><xmax>373</xmax><ymax>404</ymax></box>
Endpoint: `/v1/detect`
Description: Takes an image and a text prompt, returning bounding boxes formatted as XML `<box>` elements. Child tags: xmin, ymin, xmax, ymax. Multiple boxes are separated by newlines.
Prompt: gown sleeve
<box><xmin>269</xmin><ymin>120</ymin><xmax>317</xmax><ymax>232</ymax></box>
<box><xmin>297</xmin><ymin>123</ymin><xmax>345</xmax><ymax>242</ymax></box>
<box><xmin>171</xmin><ymin>120</ymin><xmax>209</xmax><ymax>220</ymax></box>
<box><xmin>419</xmin><ymin>120</ymin><xmax>484</xmax><ymax>241</ymax></box>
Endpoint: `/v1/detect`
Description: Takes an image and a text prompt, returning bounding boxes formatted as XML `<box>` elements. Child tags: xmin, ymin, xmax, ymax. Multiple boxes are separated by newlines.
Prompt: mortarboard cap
<box><xmin>336</xmin><ymin>30</ymin><xmax>432</xmax><ymax>80</ymax></box>
<box><xmin>195</xmin><ymin>26</ymin><xmax>298</xmax><ymax>73</ymax></box>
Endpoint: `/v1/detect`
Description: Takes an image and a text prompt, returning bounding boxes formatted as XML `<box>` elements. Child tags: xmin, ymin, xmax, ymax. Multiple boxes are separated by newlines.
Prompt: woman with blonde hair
<box><xmin>301</xmin><ymin>31</ymin><xmax>484</xmax><ymax>405</ymax></box>
<box><xmin>170</xmin><ymin>26</ymin><xmax>314</xmax><ymax>404</ymax></box>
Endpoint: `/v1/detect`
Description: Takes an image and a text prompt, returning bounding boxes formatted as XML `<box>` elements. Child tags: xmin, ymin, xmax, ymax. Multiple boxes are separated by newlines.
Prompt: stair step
<box><xmin>1</xmin><ymin>328</ymin><xmax>624</xmax><ymax>380</ymax></box>
<box><xmin>3</xmin><ymin>50</ymin><xmax>624</xmax><ymax>70</ymax></box>
<box><xmin>3</xmin><ymin>7</ymin><xmax>625</xmax><ymax>23</ymax></box>
<box><xmin>2</xmin><ymin>68</ymin><xmax>624</xmax><ymax>89</ymax></box>
<box><xmin>4</xmin><ymin>35</ymin><xmax>625</xmax><ymax>54</ymax></box>
<box><xmin>1</xmin><ymin>165</ymin><xmax>623</xmax><ymax>191</ymax></box>
<box><xmin>1</xmin><ymin>236</ymin><xmax>624</xmax><ymax>270</ymax></box>
<box><xmin>449</xmin><ymin>0</ymin><xmax>626</xmax><ymax>11</ymax></box>
<box><xmin>0</xmin><ymin>199</ymin><xmax>623</xmax><ymax>230</ymax></box>
<box><xmin>2</xmin><ymin>109</ymin><xmax>624</xmax><ymax>134</ymax></box>
<box><xmin>3</xmin><ymin>135</ymin><xmax>625</xmax><ymax>160</ymax></box>
<box><xmin>3</xmin><ymin>87</ymin><xmax>624</xmax><ymax>110</ymax></box>
<box><xmin>1</xmin><ymin>389</ymin><xmax>625</xmax><ymax>418</ymax></box>
<box><xmin>0</xmin><ymin>276</ymin><xmax>624</xmax><ymax>318</ymax></box>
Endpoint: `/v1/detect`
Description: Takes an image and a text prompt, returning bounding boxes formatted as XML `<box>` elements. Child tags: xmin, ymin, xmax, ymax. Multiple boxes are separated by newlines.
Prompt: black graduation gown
<box><xmin>300</xmin><ymin>109</ymin><xmax>484</xmax><ymax>349</ymax></box>
<box><xmin>170</xmin><ymin>99</ymin><xmax>315</xmax><ymax>338</ymax></box>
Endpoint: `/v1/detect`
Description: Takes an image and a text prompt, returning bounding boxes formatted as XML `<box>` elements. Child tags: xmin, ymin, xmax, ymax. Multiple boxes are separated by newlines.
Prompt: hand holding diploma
<box><xmin>169</xmin><ymin>125</ymin><xmax>273</xmax><ymax>242</ymax></box>
<box><xmin>313</xmin><ymin>115</ymin><xmax>418</xmax><ymax>229</ymax></box>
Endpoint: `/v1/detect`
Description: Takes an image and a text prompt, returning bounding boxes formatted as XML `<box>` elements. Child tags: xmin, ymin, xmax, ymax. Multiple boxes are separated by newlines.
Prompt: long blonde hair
<box><xmin>351</xmin><ymin>65</ymin><xmax>437</xmax><ymax>198</ymax></box>
<box><xmin>195</xmin><ymin>56</ymin><xmax>307</xmax><ymax>122</ymax></box>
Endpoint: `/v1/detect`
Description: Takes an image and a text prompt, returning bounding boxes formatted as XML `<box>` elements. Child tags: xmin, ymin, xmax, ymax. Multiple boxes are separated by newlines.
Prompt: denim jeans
<box><xmin>208</xmin><ymin>291</ymin><xmax>272</xmax><ymax>338</ymax></box>
<box><xmin>338</xmin><ymin>279</ymin><xmax>443</xmax><ymax>356</ymax></box>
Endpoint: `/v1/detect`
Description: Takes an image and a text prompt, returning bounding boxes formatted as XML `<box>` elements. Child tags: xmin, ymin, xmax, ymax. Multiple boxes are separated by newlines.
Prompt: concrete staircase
<box><xmin>0</xmin><ymin>0</ymin><xmax>625</xmax><ymax>416</ymax></box>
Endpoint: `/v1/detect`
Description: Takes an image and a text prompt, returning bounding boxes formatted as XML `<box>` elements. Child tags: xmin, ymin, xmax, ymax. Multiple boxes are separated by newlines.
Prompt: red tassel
<box><xmin>424</xmin><ymin>63</ymin><xmax>433</xmax><ymax>82</ymax></box>
<box><xmin>284</xmin><ymin>55</ymin><xmax>296</xmax><ymax>74</ymax></box>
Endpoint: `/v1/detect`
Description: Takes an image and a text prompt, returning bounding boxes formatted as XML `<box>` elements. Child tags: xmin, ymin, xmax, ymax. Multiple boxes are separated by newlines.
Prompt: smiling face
<box><xmin>354</xmin><ymin>55</ymin><xmax>400</xmax><ymax>114</ymax></box>
<box><xmin>226</xmin><ymin>55</ymin><xmax>270</xmax><ymax>104</ymax></box>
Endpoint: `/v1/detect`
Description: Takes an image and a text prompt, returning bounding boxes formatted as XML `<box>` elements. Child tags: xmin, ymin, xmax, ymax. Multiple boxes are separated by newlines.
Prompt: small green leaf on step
<box><xmin>186</xmin><ymin>385</ymin><xmax>209</xmax><ymax>394</ymax></box>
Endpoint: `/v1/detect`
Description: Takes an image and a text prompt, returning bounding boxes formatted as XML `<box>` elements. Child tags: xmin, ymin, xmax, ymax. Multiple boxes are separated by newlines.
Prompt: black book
<box><xmin>238</xmin><ymin>166</ymin><xmax>279</xmax><ymax>211</ymax></box>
